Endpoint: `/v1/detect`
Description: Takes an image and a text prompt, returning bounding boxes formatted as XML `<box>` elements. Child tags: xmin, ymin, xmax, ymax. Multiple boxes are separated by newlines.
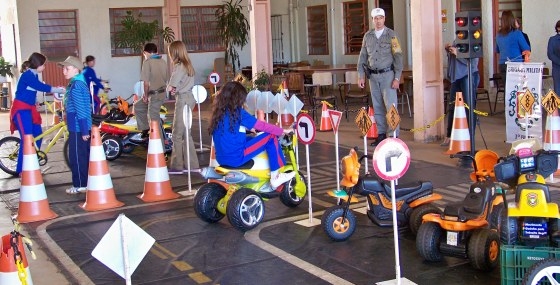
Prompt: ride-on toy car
<box><xmin>494</xmin><ymin>139</ymin><xmax>560</xmax><ymax>247</ymax></box>
<box><xmin>321</xmin><ymin>147</ymin><xmax>442</xmax><ymax>241</ymax></box>
<box><xmin>416</xmin><ymin>152</ymin><xmax>504</xmax><ymax>271</ymax></box>
<box><xmin>194</xmin><ymin>132</ymin><xmax>307</xmax><ymax>232</ymax></box>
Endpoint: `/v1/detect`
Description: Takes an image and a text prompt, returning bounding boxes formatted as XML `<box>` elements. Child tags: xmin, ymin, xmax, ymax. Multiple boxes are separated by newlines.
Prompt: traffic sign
<box><xmin>519</xmin><ymin>89</ymin><xmax>535</xmax><ymax>113</ymax></box>
<box><xmin>542</xmin><ymin>90</ymin><xmax>560</xmax><ymax>114</ymax></box>
<box><xmin>355</xmin><ymin>108</ymin><xmax>372</xmax><ymax>136</ymax></box>
<box><xmin>328</xmin><ymin>110</ymin><xmax>343</xmax><ymax>133</ymax></box>
<box><xmin>387</xmin><ymin>105</ymin><xmax>401</xmax><ymax>132</ymax></box>
<box><xmin>296</xmin><ymin>113</ymin><xmax>316</xmax><ymax>145</ymax></box>
<box><xmin>372</xmin><ymin>138</ymin><xmax>411</xmax><ymax>181</ymax></box>
<box><xmin>208</xmin><ymin>72</ymin><xmax>220</xmax><ymax>86</ymax></box>
<box><xmin>192</xmin><ymin>85</ymin><xmax>208</xmax><ymax>103</ymax></box>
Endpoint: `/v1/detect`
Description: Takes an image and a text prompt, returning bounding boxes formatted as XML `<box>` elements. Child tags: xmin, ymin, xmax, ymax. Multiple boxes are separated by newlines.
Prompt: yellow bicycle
<box><xmin>0</xmin><ymin>110</ymin><xmax>70</xmax><ymax>176</ymax></box>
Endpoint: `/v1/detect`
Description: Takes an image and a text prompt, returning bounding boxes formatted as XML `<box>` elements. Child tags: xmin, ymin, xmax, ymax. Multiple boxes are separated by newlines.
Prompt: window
<box><xmin>344</xmin><ymin>1</ymin><xmax>368</xmax><ymax>55</ymax></box>
<box><xmin>181</xmin><ymin>6</ymin><xmax>224</xmax><ymax>53</ymax></box>
<box><xmin>307</xmin><ymin>5</ymin><xmax>328</xmax><ymax>55</ymax></box>
<box><xmin>38</xmin><ymin>10</ymin><xmax>79</xmax><ymax>61</ymax></box>
<box><xmin>109</xmin><ymin>8</ymin><xmax>164</xmax><ymax>56</ymax></box>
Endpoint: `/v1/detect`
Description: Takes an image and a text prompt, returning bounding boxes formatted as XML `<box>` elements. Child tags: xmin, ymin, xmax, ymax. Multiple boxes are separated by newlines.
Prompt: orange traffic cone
<box><xmin>82</xmin><ymin>126</ymin><xmax>124</xmax><ymax>211</ymax></box>
<box><xmin>17</xmin><ymin>134</ymin><xmax>57</xmax><ymax>223</ymax></box>
<box><xmin>319</xmin><ymin>101</ymin><xmax>333</xmax><ymax>131</ymax></box>
<box><xmin>445</xmin><ymin>92</ymin><xmax>471</xmax><ymax>155</ymax></box>
<box><xmin>366</xmin><ymin>106</ymin><xmax>378</xmax><ymax>139</ymax></box>
<box><xmin>0</xmin><ymin>234</ymin><xmax>33</xmax><ymax>284</ymax></box>
<box><xmin>138</xmin><ymin>120</ymin><xmax>180</xmax><ymax>202</ymax></box>
<box><xmin>543</xmin><ymin>109</ymin><xmax>560</xmax><ymax>174</ymax></box>
<box><xmin>208</xmin><ymin>138</ymin><xmax>219</xmax><ymax>168</ymax></box>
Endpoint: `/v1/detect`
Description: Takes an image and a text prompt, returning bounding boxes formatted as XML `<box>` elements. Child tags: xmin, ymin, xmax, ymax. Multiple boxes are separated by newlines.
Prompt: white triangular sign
<box><xmin>328</xmin><ymin>110</ymin><xmax>343</xmax><ymax>133</ymax></box>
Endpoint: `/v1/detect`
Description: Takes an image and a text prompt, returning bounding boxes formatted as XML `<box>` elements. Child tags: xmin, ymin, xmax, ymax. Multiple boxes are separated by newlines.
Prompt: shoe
<box><xmin>140</xmin><ymin>129</ymin><xmax>150</xmax><ymax>140</ymax></box>
<box><xmin>168</xmin><ymin>169</ymin><xmax>184</xmax><ymax>175</ymax></box>
<box><xmin>440</xmin><ymin>137</ymin><xmax>450</xmax><ymax>147</ymax></box>
<box><xmin>66</xmin><ymin>186</ymin><xmax>87</xmax><ymax>194</ymax></box>
<box><xmin>370</xmin><ymin>133</ymin><xmax>387</xmax><ymax>147</ymax></box>
<box><xmin>270</xmin><ymin>172</ymin><xmax>296</xmax><ymax>188</ymax></box>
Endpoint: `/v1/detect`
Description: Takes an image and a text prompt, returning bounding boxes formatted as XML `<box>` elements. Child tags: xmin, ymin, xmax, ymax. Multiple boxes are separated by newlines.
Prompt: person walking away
<box><xmin>59</xmin><ymin>56</ymin><xmax>92</xmax><ymax>194</ymax></box>
<box><xmin>495</xmin><ymin>10</ymin><xmax>531</xmax><ymax>80</ymax></box>
<box><xmin>166</xmin><ymin>41</ymin><xmax>200</xmax><ymax>174</ymax></box>
<box><xmin>133</xmin><ymin>43</ymin><xmax>169</xmax><ymax>139</ymax></box>
<box><xmin>82</xmin><ymin>55</ymin><xmax>104</xmax><ymax>113</ymax></box>
<box><xmin>9</xmin><ymin>52</ymin><xmax>65</xmax><ymax>176</ymax></box>
<box><xmin>548</xmin><ymin>20</ymin><xmax>560</xmax><ymax>95</ymax></box>
<box><xmin>441</xmin><ymin>43</ymin><xmax>480</xmax><ymax>146</ymax></box>
<box><xmin>515</xmin><ymin>17</ymin><xmax>531</xmax><ymax>50</ymax></box>
<box><xmin>209</xmin><ymin>81</ymin><xmax>295</xmax><ymax>190</ymax></box>
<box><xmin>357</xmin><ymin>7</ymin><xmax>404</xmax><ymax>146</ymax></box>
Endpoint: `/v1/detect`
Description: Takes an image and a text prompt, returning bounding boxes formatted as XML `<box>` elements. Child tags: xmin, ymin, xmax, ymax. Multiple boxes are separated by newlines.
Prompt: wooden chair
<box><xmin>476</xmin><ymin>87</ymin><xmax>492</xmax><ymax>115</ymax></box>
<box><xmin>490</xmin><ymin>73</ymin><xmax>505</xmax><ymax>114</ymax></box>
<box><xmin>310</xmin><ymin>72</ymin><xmax>337</xmax><ymax>120</ymax></box>
<box><xmin>337</xmin><ymin>71</ymin><xmax>369</xmax><ymax>121</ymax></box>
<box><xmin>270</xmin><ymin>74</ymin><xmax>286</xmax><ymax>93</ymax></box>
<box><xmin>397</xmin><ymin>74</ymin><xmax>412</xmax><ymax>117</ymax></box>
<box><xmin>284</xmin><ymin>72</ymin><xmax>312</xmax><ymax>107</ymax></box>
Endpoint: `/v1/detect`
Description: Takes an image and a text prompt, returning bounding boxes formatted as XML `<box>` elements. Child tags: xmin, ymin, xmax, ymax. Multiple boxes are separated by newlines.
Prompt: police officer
<box><xmin>358</xmin><ymin>8</ymin><xmax>403</xmax><ymax>146</ymax></box>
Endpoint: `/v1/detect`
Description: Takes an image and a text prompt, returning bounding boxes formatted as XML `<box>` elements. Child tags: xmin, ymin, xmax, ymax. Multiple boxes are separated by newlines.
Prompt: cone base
<box><xmin>318</xmin><ymin>128</ymin><xmax>333</xmax><ymax>132</ymax></box>
<box><xmin>81</xmin><ymin>190</ymin><xmax>124</xmax><ymax>211</ymax></box>
<box><xmin>17</xmin><ymin>201</ymin><xmax>58</xmax><ymax>223</ymax></box>
<box><xmin>138</xmin><ymin>181</ymin><xmax>179</xmax><ymax>202</ymax></box>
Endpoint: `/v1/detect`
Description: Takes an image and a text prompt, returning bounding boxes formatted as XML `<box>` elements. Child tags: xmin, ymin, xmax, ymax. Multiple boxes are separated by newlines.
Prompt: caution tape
<box><xmin>321</xmin><ymin>101</ymin><xmax>334</xmax><ymax>108</ymax></box>
<box><xmin>401</xmin><ymin>113</ymin><xmax>446</xmax><ymax>132</ymax></box>
<box><xmin>464</xmin><ymin>103</ymin><xmax>489</xmax><ymax>117</ymax></box>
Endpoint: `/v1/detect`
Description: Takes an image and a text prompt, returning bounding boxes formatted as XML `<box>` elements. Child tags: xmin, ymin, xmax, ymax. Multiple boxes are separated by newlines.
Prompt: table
<box><xmin>286</xmin><ymin>64</ymin><xmax>357</xmax><ymax>75</ymax></box>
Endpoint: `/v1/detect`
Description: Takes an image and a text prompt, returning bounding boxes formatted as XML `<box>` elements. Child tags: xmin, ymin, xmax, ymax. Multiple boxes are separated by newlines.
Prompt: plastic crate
<box><xmin>500</xmin><ymin>245</ymin><xmax>560</xmax><ymax>285</ymax></box>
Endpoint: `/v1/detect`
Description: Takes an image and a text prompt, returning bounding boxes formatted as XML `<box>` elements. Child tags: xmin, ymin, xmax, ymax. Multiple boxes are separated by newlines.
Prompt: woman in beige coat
<box><xmin>166</xmin><ymin>41</ymin><xmax>200</xmax><ymax>174</ymax></box>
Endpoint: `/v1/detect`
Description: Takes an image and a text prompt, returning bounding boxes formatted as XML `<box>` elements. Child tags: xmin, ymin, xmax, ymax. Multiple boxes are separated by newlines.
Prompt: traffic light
<box><xmin>454</xmin><ymin>11</ymin><xmax>482</xmax><ymax>58</ymax></box>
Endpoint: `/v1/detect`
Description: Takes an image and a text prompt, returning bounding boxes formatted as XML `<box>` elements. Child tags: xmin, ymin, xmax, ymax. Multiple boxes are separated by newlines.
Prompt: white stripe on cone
<box><xmin>450</xmin><ymin>128</ymin><xmax>470</xmax><ymax>140</ymax></box>
<box><xmin>19</xmin><ymin>184</ymin><xmax>48</xmax><ymax>201</ymax></box>
<box><xmin>87</xmin><ymin>173</ymin><xmax>114</xmax><ymax>190</ymax></box>
<box><xmin>145</xmin><ymin>167</ymin><xmax>170</xmax><ymax>182</ymax></box>
<box><xmin>454</xmin><ymin>107</ymin><xmax>467</xmax><ymax>118</ymax></box>
<box><xmin>89</xmin><ymin>145</ymin><xmax>107</xmax><ymax>161</ymax></box>
<box><xmin>0</xmin><ymin>268</ymin><xmax>33</xmax><ymax>284</ymax></box>
<box><xmin>22</xmin><ymin>154</ymin><xmax>40</xmax><ymax>170</ymax></box>
<box><xmin>147</xmin><ymin>138</ymin><xmax>164</xmax><ymax>153</ymax></box>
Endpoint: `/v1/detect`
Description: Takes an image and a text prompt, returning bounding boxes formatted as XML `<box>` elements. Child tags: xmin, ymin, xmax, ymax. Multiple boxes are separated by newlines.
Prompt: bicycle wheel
<box><xmin>0</xmin><ymin>136</ymin><xmax>21</xmax><ymax>176</ymax></box>
<box><xmin>63</xmin><ymin>139</ymin><xmax>71</xmax><ymax>168</ymax></box>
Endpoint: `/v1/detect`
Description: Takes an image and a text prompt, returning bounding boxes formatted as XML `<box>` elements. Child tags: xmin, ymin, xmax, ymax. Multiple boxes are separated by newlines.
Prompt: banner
<box><xmin>504</xmin><ymin>62</ymin><xmax>544</xmax><ymax>143</ymax></box>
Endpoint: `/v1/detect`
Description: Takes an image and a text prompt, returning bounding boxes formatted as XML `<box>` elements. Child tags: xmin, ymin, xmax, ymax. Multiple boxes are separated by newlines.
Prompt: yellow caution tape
<box><xmin>464</xmin><ymin>103</ymin><xmax>489</xmax><ymax>116</ymax></box>
<box><xmin>321</xmin><ymin>101</ymin><xmax>333</xmax><ymax>108</ymax></box>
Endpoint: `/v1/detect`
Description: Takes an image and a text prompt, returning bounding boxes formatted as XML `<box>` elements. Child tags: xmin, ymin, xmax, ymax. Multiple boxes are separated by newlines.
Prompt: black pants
<box><xmin>68</xmin><ymin>131</ymin><xmax>90</xmax><ymax>187</ymax></box>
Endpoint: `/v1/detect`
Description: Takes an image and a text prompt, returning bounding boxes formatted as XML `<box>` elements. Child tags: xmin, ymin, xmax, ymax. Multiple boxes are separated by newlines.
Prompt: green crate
<box><xmin>500</xmin><ymin>245</ymin><xmax>560</xmax><ymax>285</ymax></box>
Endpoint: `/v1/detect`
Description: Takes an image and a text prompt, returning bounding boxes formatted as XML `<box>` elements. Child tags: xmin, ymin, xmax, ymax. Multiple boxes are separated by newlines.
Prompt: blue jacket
<box><xmin>82</xmin><ymin>66</ymin><xmax>103</xmax><ymax>96</ymax></box>
<box><xmin>212</xmin><ymin>108</ymin><xmax>257</xmax><ymax>166</ymax></box>
<box><xmin>15</xmin><ymin>69</ymin><xmax>55</xmax><ymax>105</ymax></box>
<box><xmin>64</xmin><ymin>73</ymin><xmax>92</xmax><ymax>134</ymax></box>
<box><xmin>548</xmin><ymin>33</ymin><xmax>560</xmax><ymax>71</ymax></box>
<box><xmin>496</xmin><ymin>30</ymin><xmax>530</xmax><ymax>64</ymax></box>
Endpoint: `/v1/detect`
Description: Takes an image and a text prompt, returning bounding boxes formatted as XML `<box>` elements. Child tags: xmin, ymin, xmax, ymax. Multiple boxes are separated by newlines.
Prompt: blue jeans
<box><xmin>13</xmin><ymin>110</ymin><xmax>43</xmax><ymax>175</ymax></box>
<box><xmin>241</xmin><ymin>133</ymin><xmax>285</xmax><ymax>171</ymax></box>
<box><xmin>68</xmin><ymin>131</ymin><xmax>90</xmax><ymax>187</ymax></box>
<box><xmin>446</xmin><ymin>72</ymin><xmax>480</xmax><ymax>137</ymax></box>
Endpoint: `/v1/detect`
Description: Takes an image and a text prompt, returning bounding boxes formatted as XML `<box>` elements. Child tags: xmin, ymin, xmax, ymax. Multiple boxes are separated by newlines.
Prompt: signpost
<box><xmin>192</xmin><ymin>85</ymin><xmax>208</xmax><ymax>153</ymax></box>
<box><xmin>295</xmin><ymin>113</ymin><xmax>318</xmax><ymax>226</ymax></box>
<box><xmin>208</xmin><ymin>72</ymin><xmax>220</xmax><ymax>95</ymax></box>
<box><xmin>542</xmin><ymin>90</ymin><xmax>560</xmax><ymax>182</ymax></box>
<box><xmin>372</xmin><ymin>138</ymin><xmax>411</xmax><ymax>285</ymax></box>
<box><xmin>328</xmin><ymin>110</ymin><xmax>343</xmax><ymax>192</ymax></box>
<box><xmin>355</xmin><ymin>107</ymin><xmax>372</xmax><ymax>173</ymax></box>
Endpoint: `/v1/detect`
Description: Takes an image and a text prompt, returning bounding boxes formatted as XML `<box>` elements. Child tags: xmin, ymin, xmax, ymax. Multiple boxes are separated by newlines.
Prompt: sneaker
<box><xmin>140</xmin><ymin>129</ymin><xmax>150</xmax><ymax>140</ymax></box>
<box><xmin>370</xmin><ymin>133</ymin><xmax>387</xmax><ymax>147</ymax></box>
<box><xmin>168</xmin><ymin>169</ymin><xmax>184</xmax><ymax>175</ymax></box>
<box><xmin>66</xmin><ymin>186</ymin><xmax>87</xmax><ymax>194</ymax></box>
<box><xmin>440</xmin><ymin>137</ymin><xmax>450</xmax><ymax>147</ymax></box>
<box><xmin>270</xmin><ymin>172</ymin><xmax>296</xmax><ymax>188</ymax></box>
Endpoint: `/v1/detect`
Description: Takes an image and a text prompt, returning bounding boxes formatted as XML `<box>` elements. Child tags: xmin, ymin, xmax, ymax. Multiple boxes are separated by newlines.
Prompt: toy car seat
<box><xmin>470</xmin><ymin>150</ymin><xmax>499</xmax><ymax>182</ymax></box>
<box><xmin>443</xmin><ymin>180</ymin><xmax>493</xmax><ymax>221</ymax></box>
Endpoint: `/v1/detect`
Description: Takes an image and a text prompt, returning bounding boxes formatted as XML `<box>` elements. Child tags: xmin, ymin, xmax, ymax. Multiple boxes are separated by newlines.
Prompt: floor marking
<box><xmin>172</xmin><ymin>260</ymin><xmax>193</xmax><ymax>271</ymax></box>
<box><xmin>189</xmin><ymin>272</ymin><xmax>212</xmax><ymax>284</ymax></box>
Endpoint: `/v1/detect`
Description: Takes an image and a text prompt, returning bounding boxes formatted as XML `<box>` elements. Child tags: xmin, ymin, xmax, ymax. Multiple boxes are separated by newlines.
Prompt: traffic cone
<box><xmin>445</xmin><ymin>92</ymin><xmax>471</xmax><ymax>155</ymax></box>
<box><xmin>366</xmin><ymin>106</ymin><xmax>378</xmax><ymax>139</ymax></box>
<box><xmin>138</xmin><ymin>120</ymin><xmax>180</xmax><ymax>202</ymax></box>
<box><xmin>17</xmin><ymin>134</ymin><xmax>57</xmax><ymax>223</ymax></box>
<box><xmin>0</xmin><ymin>234</ymin><xmax>33</xmax><ymax>284</ymax></box>
<box><xmin>208</xmin><ymin>138</ymin><xmax>219</xmax><ymax>168</ymax></box>
<box><xmin>543</xmin><ymin>109</ymin><xmax>560</xmax><ymax>174</ymax></box>
<box><xmin>82</xmin><ymin>126</ymin><xmax>124</xmax><ymax>211</ymax></box>
<box><xmin>319</xmin><ymin>101</ymin><xmax>333</xmax><ymax>131</ymax></box>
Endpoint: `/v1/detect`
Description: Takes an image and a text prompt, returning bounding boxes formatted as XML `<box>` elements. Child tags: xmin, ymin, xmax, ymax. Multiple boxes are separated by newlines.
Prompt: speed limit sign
<box><xmin>208</xmin><ymin>72</ymin><xmax>220</xmax><ymax>86</ymax></box>
<box><xmin>296</xmin><ymin>114</ymin><xmax>316</xmax><ymax>145</ymax></box>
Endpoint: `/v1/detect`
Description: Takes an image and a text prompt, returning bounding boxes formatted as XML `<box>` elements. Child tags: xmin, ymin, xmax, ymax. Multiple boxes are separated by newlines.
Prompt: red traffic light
<box><xmin>472</xmin><ymin>17</ymin><xmax>481</xmax><ymax>26</ymax></box>
<box><xmin>455</xmin><ymin>17</ymin><xmax>467</xmax><ymax>27</ymax></box>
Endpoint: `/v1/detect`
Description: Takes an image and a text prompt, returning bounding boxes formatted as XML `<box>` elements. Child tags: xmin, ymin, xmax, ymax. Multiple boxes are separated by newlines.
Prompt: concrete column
<box><xmin>410</xmin><ymin>0</ymin><xmax>444</xmax><ymax>142</ymax></box>
<box><xmin>163</xmin><ymin>0</ymin><xmax>181</xmax><ymax>41</ymax></box>
<box><xmin>249</xmin><ymin>0</ymin><xmax>273</xmax><ymax>76</ymax></box>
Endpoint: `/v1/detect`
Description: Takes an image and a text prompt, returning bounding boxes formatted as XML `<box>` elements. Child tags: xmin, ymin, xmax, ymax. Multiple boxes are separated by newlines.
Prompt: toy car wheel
<box><xmin>416</xmin><ymin>222</ymin><xmax>444</xmax><ymax>262</ymax></box>
<box><xmin>194</xmin><ymin>182</ymin><xmax>227</xmax><ymax>223</ymax></box>
<box><xmin>467</xmin><ymin>228</ymin><xmax>500</xmax><ymax>271</ymax></box>
<box><xmin>279</xmin><ymin>171</ymin><xmax>306</xmax><ymax>208</ymax></box>
<box><xmin>489</xmin><ymin>203</ymin><xmax>505</xmax><ymax>231</ymax></box>
<box><xmin>101</xmin><ymin>135</ymin><xmax>123</xmax><ymax>161</ymax></box>
<box><xmin>227</xmin><ymin>188</ymin><xmax>265</xmax><ymax>232</ymax></box>
<box><xmin>522</xmin><ymin>258</ymin><xmax>560</xmax><ymax>285</ymax></box>
<box><xmin>321</xmin><ymin>205</ymin><xmax>357</xmax><ymax>241</ymax></box>
<box><xmin>408</xmin><ymin>204</ymin><xmax>442</xmax><ymax>236</ymax></box>
<box><xmin>500</xmin><ymin>212</ymin><xmax>518</xmax><ymax>245</ymax></box>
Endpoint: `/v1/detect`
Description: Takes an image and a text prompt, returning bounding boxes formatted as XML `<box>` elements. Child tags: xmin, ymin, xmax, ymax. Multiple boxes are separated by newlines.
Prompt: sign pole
<box><xmin>119</xmin><ymin>214</ymin><xmax>132</xmax><ymax>285</ymax></box>
<box><xmin>390</xmin><ymin>179</ymin><xmax>402</xmax><ymax>285</ymax></box>
<box><xmin>306</xmin><ymin>144</ymin><xmax>313</xmax><ymax>223</ymax></box>
<box><xmin>183</xmin><ymin>105</ymin><xmax>193</xmax><ymax>194</ymax></box>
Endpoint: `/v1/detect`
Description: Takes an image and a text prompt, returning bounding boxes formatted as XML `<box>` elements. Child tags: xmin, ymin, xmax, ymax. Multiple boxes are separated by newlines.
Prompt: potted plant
<box><xmin>252</xmin><ymin>69</ymin><xmax>271</xmax><ymax>91</ymax></box>
<box><xmin>114</xmin><ymin>11</ymin><xmax>175</xmax><ymax>54</ymax></box>
<box><xmin>216</xmin><ymin>0</ymin><xmax>249</xmax><ymax>73</ymax></box>
<box><xmin>0</xmin><ymin>57</ymin><xmax>14</xmax><ymax>83</ymax></box>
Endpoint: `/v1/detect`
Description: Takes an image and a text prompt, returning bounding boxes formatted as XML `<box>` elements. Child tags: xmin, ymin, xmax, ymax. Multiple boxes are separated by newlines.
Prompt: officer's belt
<box><xmin>370</xmin><ymin>67</ymin><xmax>393</xmax><ymax>74</ymax></box>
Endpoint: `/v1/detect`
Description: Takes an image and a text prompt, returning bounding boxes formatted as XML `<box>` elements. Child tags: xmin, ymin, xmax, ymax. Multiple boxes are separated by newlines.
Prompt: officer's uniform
<box><xmin>357</xmin><ymin>27</ymin><xmax>403</xmax><ymax>138</ymax></box>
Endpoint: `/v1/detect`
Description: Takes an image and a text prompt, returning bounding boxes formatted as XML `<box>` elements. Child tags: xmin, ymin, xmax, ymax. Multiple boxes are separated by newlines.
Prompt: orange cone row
<box><xmin>82</xmin><ymin>126</ymin><xmax>124</xmax><ymax>211</ymax></box>
<box><xmin>0</xmin><ymin>234</ymin><xmax>32</xmax><ymax>284</ymax></box>
<box><xmin>446</xmin><ymin>92</ymin><xmax>471</xmax><ymax>155</ymax></box>
<box><xmin>138</xmin><ymin>120</ymin><xmax>180</xmax><ymax>202</ymax></box>
<box><xmin>319</xmin><ymin>101</ymin><xmax>332</xmax><ymax>132</ymax></box>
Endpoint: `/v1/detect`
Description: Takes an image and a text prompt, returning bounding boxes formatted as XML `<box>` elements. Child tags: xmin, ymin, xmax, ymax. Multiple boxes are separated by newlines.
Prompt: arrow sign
<box><xmin>208</xmin><ymin>72</ymin><xmax>220</xmax><ymax>86</ymax></box>
<box><xmin>328</xmin><ymin>110</ymin><xmax>343</xmax><ymax>133</ymax></box>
